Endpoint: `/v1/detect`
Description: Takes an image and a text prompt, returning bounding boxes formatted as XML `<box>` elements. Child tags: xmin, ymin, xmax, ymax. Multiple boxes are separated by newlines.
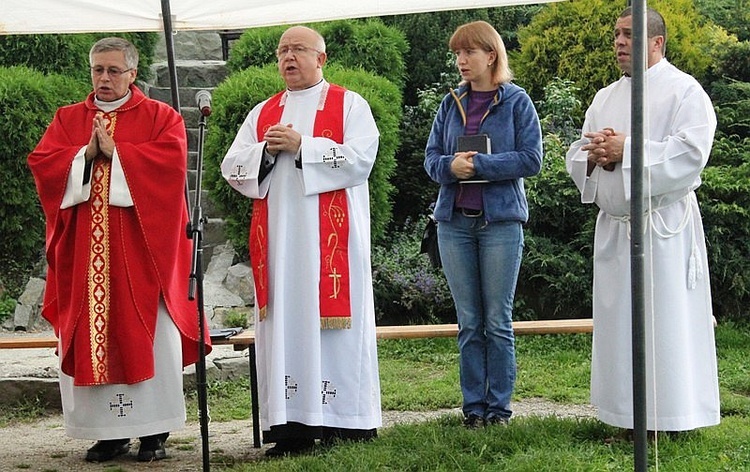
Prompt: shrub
<box><xmin>706</xmin><ymin>32</ymin><xmax>749</xmax><ymax>83</ymax></box>
<box><xmin>0</xmin><ymin>295</ymin><xmax>16</xmax><ymax>324</ymax></box>
<box><xmin>0</xmin><ymin>66</ymin><xmax>89</xmax><ymax>296</ymax></box>
<box><xmin>226</xmin><ymin>19</ymin><xmax>408</xmax><ymax>89</ymax></box>
<box><xmin>696</xmin><ymin>0</ymin><xmax>750</xmax><ymax>41</ymax></box>
<box><xmin>203</xmin><ymin>63</ymin><xmax>400</xmax><ymax>257</ymax></box>
<box><xmin>372</xmin><ymin>219</ymin><xmax>453</xmax><ymax>325</ymax></box>
<box><xmin>537</xmin><ymin>77</ymin><xmax>583</xmax><ymax>142</ymax></box>
<box><xmin>0</xmin><ymin>33</ymin><xmax>158</xmax><ymax>83</ymax></box>
<box><xmin>390</xmin><ymin>64</ymin><xmax>454</xmax><ymax>226</ymax></box>
<box><xmin>519</xmin><ymin>134</ymin><xmax>598</xmax><ymax>320</ymax></box>
<box><xmin>514</xmin><ymin>0</ymin><xmax>717</xmax><ymax>107</ymax></box>
<box><xmin>381</xmin><ymin>6</ymin><xmax>541</xmax><ymax>106</ymax></box>
<box><xmin>712</xmin><ymin>80</ymin><xmax>750</xmax><ymax>138</ymax></box>
<box><xmin>698</xmin><ymin>137</ymin><xmax>750</xmax><ymax>321</ymax></box>
<box><xmin>223</xmin><ymin>309</ymin><xmax>250</xmax><ymax>329</ymax></box>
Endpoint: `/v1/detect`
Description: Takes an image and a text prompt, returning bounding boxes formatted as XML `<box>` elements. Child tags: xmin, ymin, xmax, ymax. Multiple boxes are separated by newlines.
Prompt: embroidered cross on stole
<box><xmin>250</xmin><ymin>84</ymin><xmax>351</xmax><ymax>329</ymax></box>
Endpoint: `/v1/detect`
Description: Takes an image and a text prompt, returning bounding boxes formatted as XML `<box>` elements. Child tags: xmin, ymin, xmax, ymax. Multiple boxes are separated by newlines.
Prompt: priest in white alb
<box><xmin>221</xmin><ymin>25</ymin><xmax>381</xmax><ymax>457</ymax></box>
<box><xmin>566</xmin><ymin>7</ymin><xmax>720</xmax><ymax>435</ymax></box>
<box><xmin>27</xmin><ymin>38</ymin><xmax>211</xmax><ymax>463</ymax></box>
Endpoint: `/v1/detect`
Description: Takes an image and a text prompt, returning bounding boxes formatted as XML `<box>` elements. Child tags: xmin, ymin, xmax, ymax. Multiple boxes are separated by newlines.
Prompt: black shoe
<box><xmin>264</xmin><ymin>437</ymin><xmax>315</xmax><ymax>457</ymax></box>
<box><xmin>137</xmin><ymin>432</ymin><xmax>169</xmax><ymax>462</ymax></box>
<box><xmin>85</xmin><ymin>438</ymin><xmax>130</xmax><ymax>462</ymax></box>
<box><xmin>462</xmin><ymin>414</ymin><xmax>485</xmax><ymax>429</ymax></box>
<box><xmin>485</xmin><ymin>415</ymin><xmax>509</xmax><ymax>426</ymax></box>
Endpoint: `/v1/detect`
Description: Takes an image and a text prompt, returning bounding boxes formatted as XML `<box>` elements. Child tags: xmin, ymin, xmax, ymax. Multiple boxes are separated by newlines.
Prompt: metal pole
<box><xmin>159</xmin><ymin>2</ymin><xmax>210</xmax><ymax>471</ymax></box>
<box><xmin>187</xmin><ymin>113</ymin><xmax>212</xmax><ymax>472</ymax></box>
<box><xmin>159</xmin><ymin>0</ymin><xmax>192</xmax><ymax>220</ymax></box>
<box><xmin>160</xmin><ymin>0</ymin><xmax>180</xmax><ymax>112</ymax></box>
<box><xmin>630</xmin><ymin>0</ymin><xmax>648</xmax><ymax>470</ymax></box>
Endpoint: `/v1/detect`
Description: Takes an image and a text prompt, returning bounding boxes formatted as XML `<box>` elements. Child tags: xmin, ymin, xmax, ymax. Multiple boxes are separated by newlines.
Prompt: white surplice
<box><xmin>221</xmin><ymin>80</ymin><xmax>382</xmax><ymax>432</ymax></box>
<box><xmin>60</xmin><ymin>301</ymin><xmax>185</xmax><ymax>439</ymax></box>
<box><xmin>566</xmin><ymin>59</ymin><xmax>720</xmax><ymax>431</ymax></box>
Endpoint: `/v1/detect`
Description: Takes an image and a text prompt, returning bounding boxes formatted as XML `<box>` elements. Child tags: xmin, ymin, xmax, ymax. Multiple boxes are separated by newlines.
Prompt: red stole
<box><xmin>250</xmin><ymin>83</ymin><xmax>352</xmax><ymax>329</ymax></box>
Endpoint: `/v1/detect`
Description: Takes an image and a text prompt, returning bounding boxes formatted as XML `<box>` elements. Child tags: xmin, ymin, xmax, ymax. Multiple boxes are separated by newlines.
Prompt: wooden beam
<box><xmin>0</xmin><ymin>337</ymin><xmax>58</xmax><ymax>349</ymax></box>
<box><xmin>0</xmin><ymin>319</ymin><xmax>593</xmax><ymax>351</ymax></box>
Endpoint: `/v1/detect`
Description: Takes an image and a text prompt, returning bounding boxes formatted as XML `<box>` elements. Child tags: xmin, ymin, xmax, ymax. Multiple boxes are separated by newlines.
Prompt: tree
<box><xmin>696</xmin><ymin>0</ymin><xmax>750</xmax><ymax>41</ymax></box>
<box><xmin>381</xmin><ymin>6</ymin><xmax>540</xmax><ymax>106</ymax></box>
<box><xmin>513</xmin><ymin>0</ymin><xmax>720</xmax><ymax>108</ymax></box>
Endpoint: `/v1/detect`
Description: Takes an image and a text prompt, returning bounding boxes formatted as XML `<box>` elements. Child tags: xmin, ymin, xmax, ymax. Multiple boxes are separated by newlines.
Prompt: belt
<box><xmin>456</xmin><ymin>207</ymin><xmax>483</xmax><ymax>217</ymax></box>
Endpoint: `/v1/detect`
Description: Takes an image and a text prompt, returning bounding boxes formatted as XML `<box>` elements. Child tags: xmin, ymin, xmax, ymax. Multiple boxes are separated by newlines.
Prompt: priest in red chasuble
<box><xmin>221</xmin><ymin>25</ymin><xmax>381</xmax><ymax>457</ymax></box>
<box><xmin>28</xmin><ymin>37</ymin><xmax>211</xmax><ymax>463</ymax></box>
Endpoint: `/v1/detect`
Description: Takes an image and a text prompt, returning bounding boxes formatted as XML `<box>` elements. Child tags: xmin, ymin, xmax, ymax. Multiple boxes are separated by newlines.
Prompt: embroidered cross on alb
<box><xmin>322</xmin><ymin>148</ymin><xmax>345</xmax><ymax>169</ymax></box>
<box><xmin>109</xmin><ymin>393</ymin><xmax>134</xmax><ymax>418</ymax></box>
<box><xmin>230</xmin><ymin>164</ymin><xmax>248</xmax><ymax>184</ymax></box>
<box><xmin>321</xmin><ymin>380</ymin><xmax>337</xmax><ymax>405</ymax></box>
<box><xmin>285</xmin><ymin>375</ymin><xmax>299</xmax><ymax>400</ymax></box>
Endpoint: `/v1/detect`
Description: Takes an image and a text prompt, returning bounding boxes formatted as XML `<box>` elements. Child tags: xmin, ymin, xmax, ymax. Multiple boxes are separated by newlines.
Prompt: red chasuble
<box><xmin>28</xmin><ymin>85</ymin><xmax>211</xmax><ymax>386</ymax></box>
<box><xmin>250</xmin><ymin>83</ymin><xmax>352</xmax><ymax>329</ymax></box>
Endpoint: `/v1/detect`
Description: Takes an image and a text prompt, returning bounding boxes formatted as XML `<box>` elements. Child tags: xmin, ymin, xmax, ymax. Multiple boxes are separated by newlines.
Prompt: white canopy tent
<box><xmin>1</xmin><ymin>0</ymin><xmax>561</xmax><ymax>34</ymax></box>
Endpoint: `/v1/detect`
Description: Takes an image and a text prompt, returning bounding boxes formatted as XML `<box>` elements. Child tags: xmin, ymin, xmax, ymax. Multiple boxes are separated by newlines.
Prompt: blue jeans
<box><xmin>438</xmin><ymin>212</ymin><xmax>523</xmax><ymax>420</ymax></box>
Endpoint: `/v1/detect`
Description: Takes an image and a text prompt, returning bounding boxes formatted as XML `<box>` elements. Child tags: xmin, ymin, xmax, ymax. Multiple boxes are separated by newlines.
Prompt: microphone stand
<box><xmin>187</xmin><ymin>110</ymin><xmax>211</xmax><ymax>472</ymax></box>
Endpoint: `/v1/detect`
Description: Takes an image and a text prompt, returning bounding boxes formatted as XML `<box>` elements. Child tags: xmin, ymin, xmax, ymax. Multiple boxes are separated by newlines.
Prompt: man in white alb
<box><xmin>221</xmin><ymin>25</ymin><xmax>381</xmax><ymax>456</ymax></box>
<box><xmin>566</xmin><ymin>7</ymin><xmax>720</xmax><ymax>436</ymax></box>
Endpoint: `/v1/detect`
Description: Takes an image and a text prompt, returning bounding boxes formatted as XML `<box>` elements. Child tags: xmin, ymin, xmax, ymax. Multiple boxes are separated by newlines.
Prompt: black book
<box><xmin>209</xmin><ymin>327</ymin><xmax>244</xmax><ymax>341</ymax></box>
<box><xmin>457</xmin><ymin>134</ymin><xmax>490</xmax><ymax>183</ymax></box>
<box><xmin>457</xmin><ymin>134</ymin><xmax>491</xmax><ymax>153</ymax></box>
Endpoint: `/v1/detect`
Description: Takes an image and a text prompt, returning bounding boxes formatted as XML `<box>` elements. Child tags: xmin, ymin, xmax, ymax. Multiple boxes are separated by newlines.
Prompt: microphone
<box><xmin>195</xmin><ymin>90</ymin><xmax>212</xmax><ymax>117</ymax></box>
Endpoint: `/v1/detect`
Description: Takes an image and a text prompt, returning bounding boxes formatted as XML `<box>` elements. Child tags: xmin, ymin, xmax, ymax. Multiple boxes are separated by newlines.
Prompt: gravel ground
<box><xmin>0</xmin><ymin>399</ymin><xmax>597</xmax><ymax>471</ymax></box>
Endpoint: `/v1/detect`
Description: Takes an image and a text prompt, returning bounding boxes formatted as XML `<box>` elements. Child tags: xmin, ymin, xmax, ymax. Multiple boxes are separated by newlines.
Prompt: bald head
<box><xmin>276</xmin><ymin>25</ymin><xmax>327</xmax><ymax>90</ymax></box>
<box><xmin>279</xmin><ymin>26</ymin><xmax>326</xmax><ymax>54</ymax></box>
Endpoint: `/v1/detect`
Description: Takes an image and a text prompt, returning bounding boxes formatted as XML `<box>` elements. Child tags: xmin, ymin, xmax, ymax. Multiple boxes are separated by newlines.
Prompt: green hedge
<box><xmin>203</xmin><ymin>63</ymin><xmax>401</xmax><ymax>258</ymax></box>
<box><xmin>0</xmin><ymin>33</ymin><xmax>158</xmax><ymax>83</ymax></box>
<box><xmin>698</xmin><ymin>137</ymin><xmax>750</xmax><ymax>320</ymax></box>
<box><xmin>0</xmin><ymin>66</ymin><xmax>89</xmax><ymax>296</ymax></box>
<box><xmin>226</xmin><ymin>19</ymin><xmax>408</xmax><ymax>89</ymax></box>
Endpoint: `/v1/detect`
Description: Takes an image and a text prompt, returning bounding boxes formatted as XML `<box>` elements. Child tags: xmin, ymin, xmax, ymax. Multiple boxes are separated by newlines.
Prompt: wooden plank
<box><xmin>211</xmin><ymin>319</ymin><xmax>593</xmax><ymax>348</ymax></box>
<box><xmin>0</xmin><ymin>337</ymin><xmax>58</xmax><ymax>349</ymax></box>
<box><xmin>0</xmin><ymin>319</ymin><xmax>592</xmax><ymax>351</ymax></box>
<box><xmin>514</xmin><ymin>319</ymin><xmax>593</xmax><ymax>335</ymax></box>
<box><xmin>376</xmin><ymin>324</ymin><xmax>457</xmax><ymax>339</ymax></box>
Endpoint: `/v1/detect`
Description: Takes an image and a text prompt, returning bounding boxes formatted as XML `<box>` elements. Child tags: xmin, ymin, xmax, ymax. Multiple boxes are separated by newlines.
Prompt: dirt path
<box><xmin>0</xmin><ymin>400</ymin><xmax>596</xmax><ymax>471</ymax></box>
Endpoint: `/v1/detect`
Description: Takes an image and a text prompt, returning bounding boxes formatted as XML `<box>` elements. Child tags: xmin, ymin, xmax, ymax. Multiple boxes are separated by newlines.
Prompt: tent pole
<box><xmin>160</xmin><ymin>0</ymin><xmax>180</xmax><ymax>112</ymax></box>
<box><xmin>160</xmin><ymin>2</ymin><xmax>210</xmax><ymax>472</ymax></box>
<box><xmin>629</xmin><ymin>0</ymin><xmax>648</xmax><ymax>470</ymax></box>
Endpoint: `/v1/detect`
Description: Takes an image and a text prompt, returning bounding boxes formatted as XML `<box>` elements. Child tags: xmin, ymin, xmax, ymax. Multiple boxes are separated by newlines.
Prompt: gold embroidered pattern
<box><xmin>87</xmin><ymin>112</ymin><xmax>116</xmax><ymax>383</ymax></box>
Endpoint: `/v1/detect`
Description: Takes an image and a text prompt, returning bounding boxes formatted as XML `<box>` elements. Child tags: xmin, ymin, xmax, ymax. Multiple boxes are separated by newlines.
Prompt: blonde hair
<box><xmin>449</xmin><ymin>21</ymin><xmax>513</xmax><ymax>85</ymax></box>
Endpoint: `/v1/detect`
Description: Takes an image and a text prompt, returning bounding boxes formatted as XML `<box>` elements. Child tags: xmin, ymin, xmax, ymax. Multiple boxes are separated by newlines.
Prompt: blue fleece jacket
<box><xmin>424</xmin><ymin>82</ymin><xmax>543</xmax><ymax>223</ymax></box>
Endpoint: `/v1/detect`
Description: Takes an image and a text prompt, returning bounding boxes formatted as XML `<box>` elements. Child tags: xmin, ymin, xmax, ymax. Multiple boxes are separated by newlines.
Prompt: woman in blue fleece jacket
<box><xmin>424</xmin><ymin>20</ymin><xmax>542</xmax><ymax>428</ymax></box>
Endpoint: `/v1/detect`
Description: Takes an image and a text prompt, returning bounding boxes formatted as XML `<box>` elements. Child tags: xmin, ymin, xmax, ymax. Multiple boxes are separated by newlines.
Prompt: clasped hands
<box><xmin>264</xmin><ymin>123</ymin><xmax>301</xmax><ymax>157</ymax></box>
<box><xmin>581</xmin><ymin>127</ymin><xmax>625</xmax><ymax>172</ymax></box>
<box><xmin>451</xmin><ymin>151</ymin><xmax>478</xmax><ymax>180</ymax></box>
<box><xmin>85</xmin><ymin>112</ymin><xmax>115</xmax><ymax>161</ymax></box>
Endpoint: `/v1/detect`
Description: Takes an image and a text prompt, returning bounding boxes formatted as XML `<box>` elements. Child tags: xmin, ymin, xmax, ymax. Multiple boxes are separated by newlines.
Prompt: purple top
<box><xmin>455</xmin><ymin>89</ymin><xmax>495</xmax><ymax>211</ymax></box>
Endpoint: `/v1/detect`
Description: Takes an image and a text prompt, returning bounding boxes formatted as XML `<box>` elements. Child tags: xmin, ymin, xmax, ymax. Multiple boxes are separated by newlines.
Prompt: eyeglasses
<box><xmin>90</xmin><ymin>66</ymin><xmax>133</xmax><ymax>78</ymax></box>
<box><xmin>275</xmin><ymin>45</ymin><xmax>320</xmax><ymax>58</ymax></box>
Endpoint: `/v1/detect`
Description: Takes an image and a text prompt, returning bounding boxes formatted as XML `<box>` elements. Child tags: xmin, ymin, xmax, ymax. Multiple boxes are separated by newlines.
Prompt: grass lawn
<box><xmin>1</xmin><ymin>321</ymin><xmax>746</xmax><ymax>470</ymax></box>
<box><xmin>195</xmin><ymin>321</ymin><xmax>750</xmax><ymax>471</ymax></box>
